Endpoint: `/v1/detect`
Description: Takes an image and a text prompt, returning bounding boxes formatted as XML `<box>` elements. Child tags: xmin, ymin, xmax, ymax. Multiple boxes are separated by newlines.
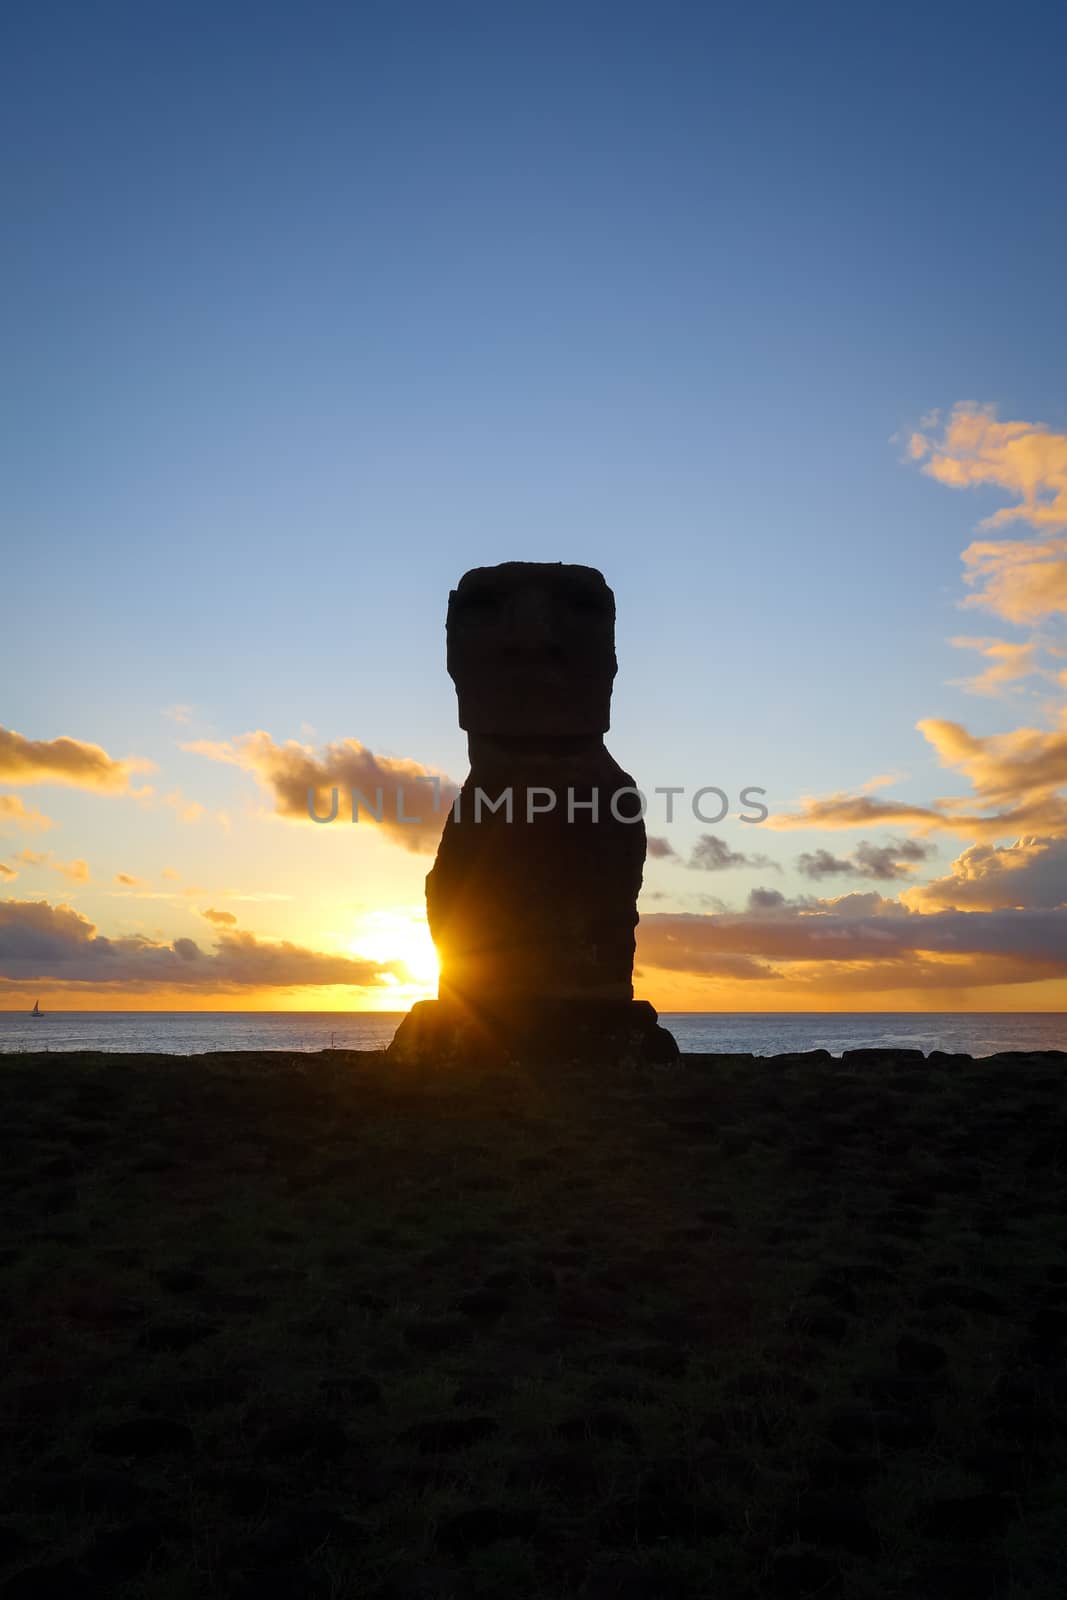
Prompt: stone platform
<box><xmin>387</xmin><ymin>996</ymin><xmax>680</xmax><ymax>1066</ymax></box>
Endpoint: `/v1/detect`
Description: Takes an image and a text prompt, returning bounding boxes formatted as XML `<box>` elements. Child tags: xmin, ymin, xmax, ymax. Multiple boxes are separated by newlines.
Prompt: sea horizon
<box><xmin>3</xmin><ymin>1009</ymin><xmax>1064</xmax><ymax>1059</ymax></box>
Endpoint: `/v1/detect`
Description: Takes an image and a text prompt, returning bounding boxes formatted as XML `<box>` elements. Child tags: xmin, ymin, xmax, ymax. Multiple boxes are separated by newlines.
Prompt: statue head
<box><xmin>446</xmin><ymin>561</ymin><xmax>617</xmax><ymax>737</ymax></box>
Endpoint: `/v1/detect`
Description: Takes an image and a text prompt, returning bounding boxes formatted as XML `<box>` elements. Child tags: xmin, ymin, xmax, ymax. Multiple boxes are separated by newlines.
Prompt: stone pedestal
<box><xmin>389</xmin><ymin>996</ymin><xmax>678</xmax><ymax>1066</ymax></box>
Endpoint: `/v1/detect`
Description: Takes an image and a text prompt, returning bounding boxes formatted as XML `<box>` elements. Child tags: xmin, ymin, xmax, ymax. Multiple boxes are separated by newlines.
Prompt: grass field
<box><xmin>1</xmin><ymin>1045</ymin><xmax>1065</xmax><ymax>1598</ymax></box>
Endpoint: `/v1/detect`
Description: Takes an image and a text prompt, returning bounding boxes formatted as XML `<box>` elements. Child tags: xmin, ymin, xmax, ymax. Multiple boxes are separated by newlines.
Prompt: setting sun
<box><xmin>350</xmin><ymin>908</ymin><xmax>439</xmax><ymax>993</ymax></box>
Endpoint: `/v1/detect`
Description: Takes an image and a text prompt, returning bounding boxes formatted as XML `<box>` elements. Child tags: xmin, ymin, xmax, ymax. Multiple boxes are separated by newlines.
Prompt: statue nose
<box><xmin>505</xmin><ymin>587</ymin><xmax>556</xmax><ymax>649</ymax></box>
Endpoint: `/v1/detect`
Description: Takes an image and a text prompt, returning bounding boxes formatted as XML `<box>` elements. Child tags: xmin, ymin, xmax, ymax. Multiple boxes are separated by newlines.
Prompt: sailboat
<box><xmin>32</xmin><ymin>1000</ymin><xmax>43</xmax><ymax>1018</ymax></box>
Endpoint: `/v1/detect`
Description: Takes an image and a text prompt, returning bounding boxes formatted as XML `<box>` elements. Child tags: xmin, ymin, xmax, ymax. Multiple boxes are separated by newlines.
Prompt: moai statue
<box><xmin>388</xmin><ymin>562</ymin><xmax>678</xmax><ymax>1064</ymax></box>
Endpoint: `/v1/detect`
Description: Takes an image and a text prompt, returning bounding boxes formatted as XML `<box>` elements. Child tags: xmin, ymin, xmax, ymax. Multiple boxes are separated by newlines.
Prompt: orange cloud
<box><xmin>909</xmin><ymin>407</ymin><xmax>1067</xmax><ymax>634</ymax></box>
<box><xmin>163</xmin><ymin>789</ymin><xmax>205</xmax><ymax>824</ymax></box>
<box><xmin>918</xmin><ymin>710</ymin><xmax>1067</xmax><ymax>809</ymax></box>
<box><xmin>0</xmin><ymin>726</ymin><xmax>152</xmax><ymax>790</ymax></box>
<box><xmin>767</xmin><ymin>792</ymin><xmax>942</xmax><ymax>834</ymax></box>
<box><xmin>0</xmin><ymin>795</ymin><xmax>54</xmax><ymax>833</ymax></box>
<box><xmin>948</xmin><ymin>635</ymin><xmax>1047</xmax><ymax>696</ymax></box>
<box><xmin>202</xmin><ymin>907</ymin><xmax>237</xmax><ymax>926</ymax></box>
<box><xmin>115</xmin><ymin>873</ymin><xmax>144</xmax><ymax>887</ymax></box>
<box><xmin>910</xmin><ymin>404</ymin><xmax>1067</xmax><ymax>533</ymax></box>
<box><xmin>959</xmin><ymin>537</ymin><xmax>1067</xmax><ymax>625</ymax></box>
<box><xmin>0</xmin><ymin>862</ymin><xmax>16</xmax><ymax>881</ymax></box>
<box><xmin>772</xmin><ymin>701</ymin><xmax>1067</xmax><ymax>844</ymax></box>
<box><xmin>16</xmin><ymin>850</ymin><xmax>91</xmax><ymax>884</ymax></box>
<box><xmin>187</xmin><ymin>731</ymin><xmax>458</xmax><ymax>854</ymax></box>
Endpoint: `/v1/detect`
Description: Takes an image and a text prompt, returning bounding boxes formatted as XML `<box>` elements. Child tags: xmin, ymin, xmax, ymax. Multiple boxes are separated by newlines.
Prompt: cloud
<box><xmin>0</xmin><ymin>795</ymin><xmax>54</xmax><ymax>833</ymax></box>
<box><xmin>860</xmin><ymin>771</ymin><xmax>909</xmax><ymax>793</ymax></box>
<box><xmin>903</xmin><ymin>835</ymin><xmax>1067</xmax><ymax>912</ymax></box>
<box><xmin>768</xmin><ymin>792</ymin><xmax>942</xmax><ymax>833</ymax></box>
<box><xmin>746</xmin><ymin>887</ymin><xmax>791</xmax><ymax>913</ymax></box>
<box><xmin>910</xmin><ymin>403</ymin><xmax>1067</xmax><ymax>534</ymax></box>
<box><xmin>0</xmin><ymin>898</ymin><xmax>404</xmax><ymax>992</ymax></box>
<box><xmin>770</xmin><ymin>707</ymin><xmax>1067</xmax><ymax>845</ymax></box>
<box><xmin>161</xmin><ymin>867</ymin><xmax>180</xmax><ymax>881</ymax></box>
<box><xmin>646</xmin><ymin>835</ymin><xmax>677</xmax><ymax>859</ymax></box>
<box><xmin>795</xmin><ymin>847</ymin><xmax>852</xmax><ymax>879</ymax></box>
<box><xmin>202</xmin><ymin>907</ymin><xmax>237</xmax><ymax>926</ymax></box>
<box><xmin>796</xmin><ymin>838</ymin><xmax>935</xmax><ymax>882</ymax></box>
<box><xmin>919</xmin><ymin>711</ymin><xmax>1067</xmax><ymax>810</ymax></box>
<box><xmin>689</xmin><ymin>833</ymin><xmax>781</xmax><ymax>873</ymax></box>
<box><xmin>0</xmin><ymin>726</ymin><xmax>152</xmax><ymax>791</ymax></box>
<box><xmin>16</xmin><ymin>850</ymin><xmax>91</xmax><ymax>884</ymax></box>
<box><xmin>636</xmin><ymin>900</ymin><xmax>1067</xmax><ymax>987</ymax></box>
<box><xmin>908</xmin><ymin>406</ymin><xmax>1067</xmax><ymax>630</ymax></box>
<box><xmin>186</xmin><ymin>731</ymin><xmax>459</xmax><ymax>854</ymax></box>
<box><xmin>0</xmin><ymin>863</ymin><xmax>16</xmax><ymax>881</ymax></box>
<box><xmin>959</xmin><ymin>538</ymin><xmax>1067</xmax><ymax>626</ymax></box>
<box><xmin>164</xmin><ymin>790</ymin><xmax>206</xmax><ymax>824</ymax></box>
<box><xmin>163</xmin><ymin>704</ymin><xmax>193</xmax><ymax>725</ymax></box>
<box><xmin>114</xmin><ymin>873</ymin><xmax>144</xmax><ymax>888</ymax></box>
<box><xmin>948</xmin><ymin>635</ymin><xmax>1047</xmax><ymax>696</ymax></box>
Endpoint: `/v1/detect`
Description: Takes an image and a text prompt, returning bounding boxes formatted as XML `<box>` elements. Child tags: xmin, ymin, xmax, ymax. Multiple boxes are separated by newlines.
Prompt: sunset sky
<box><xmin>3</xmin><ymin>2</ymin><xmax>1066</xmax><ymax>1013</ymax></box>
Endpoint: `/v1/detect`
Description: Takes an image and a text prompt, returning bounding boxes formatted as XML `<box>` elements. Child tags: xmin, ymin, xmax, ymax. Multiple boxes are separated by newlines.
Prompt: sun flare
<box><xmin>349</xmin><ymin>908</ymin><xmax>439</xmax><ymax>992</ymax></box>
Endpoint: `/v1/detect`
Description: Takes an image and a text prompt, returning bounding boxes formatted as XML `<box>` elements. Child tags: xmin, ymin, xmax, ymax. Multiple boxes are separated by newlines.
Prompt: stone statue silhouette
<box><xmin>389</xmin><ymin>562</ymin><xmax>678</xmax><ymax>1064</ymax></box>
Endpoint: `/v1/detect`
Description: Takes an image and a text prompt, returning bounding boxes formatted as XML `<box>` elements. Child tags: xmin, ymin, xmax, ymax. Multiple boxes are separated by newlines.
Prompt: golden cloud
<box><xmin>948</xmin><ymin>635</ymin><xmax>1047</xmax><ymax>696</ymax></box>
<box><xmin>960</xmin><ymin>537</ymin><xmax>1067</xmax><ymax>626</ymax></box>
<box><xmin>771</xmin><ymin>701</ymin><xmax>1067</xmax><ymax>844</ymax></box>
<box><xmin>909</xmin><ymin>407</ymin><xmax>1067</xmax><ymax>633</ymax></box>
<box><xmin>911</xmin><ymin>404</ymin><xmax>1067</xmax><ymax>533</ymax></box>
<box><xmin>0</xmin><ymin>862</ymin><xmax>16</xmax><ymax>881</ymax></box>
<box><xmin>0</xmin><ymin>795</ymin><xmax>54</xmax><ymax>833</ymax></box>
<box><xmin>766</xmin><ymin>792</ymin><xmax>942</xmax><ymax>833</ymax></box>
<box><xmin>163</xmin><ymin>789</ymin><xmax>206</xmax><ymax>824</ymax></box>
<box><xmin>202</xmin><ymin>907</ymin><xmax>237</xmax><ymax>926</ymax></box>
<box><xmin>919</xmin><ymin>711</ymin><xmax>1067</xmax><ymax>809</ymax></box>
<box><xmin>0</xmin><ymin>726</ymin><xmax>152</xmax><ymax>791</ymax></box>
<box><xmin>186</xmin><ymin>731</ymin><xmax>459</xmax><ymax>854</ymax></box>
<box><xmin>16</xmin><ymin>850</ymin><xmax>92</xmax><ymax>884</ymax></box>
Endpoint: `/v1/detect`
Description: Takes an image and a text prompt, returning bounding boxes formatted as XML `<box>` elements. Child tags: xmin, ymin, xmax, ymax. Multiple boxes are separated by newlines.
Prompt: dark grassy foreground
<box><xmin>1</xmin><ymin>1046</ymin><xmax>1066</xmax><ymax>1599</ymax></box>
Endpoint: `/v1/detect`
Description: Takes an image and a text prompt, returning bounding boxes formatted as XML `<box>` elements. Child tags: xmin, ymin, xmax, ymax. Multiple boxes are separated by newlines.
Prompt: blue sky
<box><xmin>3</xmin><ymin>2</ymin><xmax>1066</xmax><ymax>1009</ymax></box>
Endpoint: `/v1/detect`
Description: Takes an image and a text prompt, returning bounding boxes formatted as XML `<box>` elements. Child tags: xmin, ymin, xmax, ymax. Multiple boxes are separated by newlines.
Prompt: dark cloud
<box><xmin>747</xmin><ymin>887</ymin><xmax>790</xmax><ymax>913</ymax></box>
<box><xmin>646</xmin><ymin>836</ymin><xmax>677</xmax><ymax>859</ymax></box>
<box><xmin>636</xmin><ymin>899</ymin><xmax>1067</xmax><ymax>982</ymax></box>
<box><xmin>795</xmin><ymin>848</ymin><xmax>852</xmax><ymax>879</ymax></box>
<box><xmin>689</xmin><ymin>834</ymin><xmax>781</xmax><ymax>873</ymax></box>
<box><xmin>797</xmin><ymin>838</ymin><xmax>934</xmax><ymax>882</ymax></box>
<box><xmin>0</xmin><ymin>899</ymin><xmax>402</xmax><ymax>992</ymax></box>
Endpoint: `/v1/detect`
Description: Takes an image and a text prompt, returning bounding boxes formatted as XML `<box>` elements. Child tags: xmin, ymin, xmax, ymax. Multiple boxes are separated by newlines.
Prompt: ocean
<box><xmin>0</xmin><ymin>1010</ymin><xmax>1063</xmax><ymax>1058</ymax></box>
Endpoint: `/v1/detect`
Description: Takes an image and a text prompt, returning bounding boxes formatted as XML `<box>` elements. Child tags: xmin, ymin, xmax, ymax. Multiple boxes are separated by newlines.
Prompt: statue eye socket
<box><xmin>463</xmin><ymin>587</ymin><xmax>501</xmax><ymax>611</ymax></box>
